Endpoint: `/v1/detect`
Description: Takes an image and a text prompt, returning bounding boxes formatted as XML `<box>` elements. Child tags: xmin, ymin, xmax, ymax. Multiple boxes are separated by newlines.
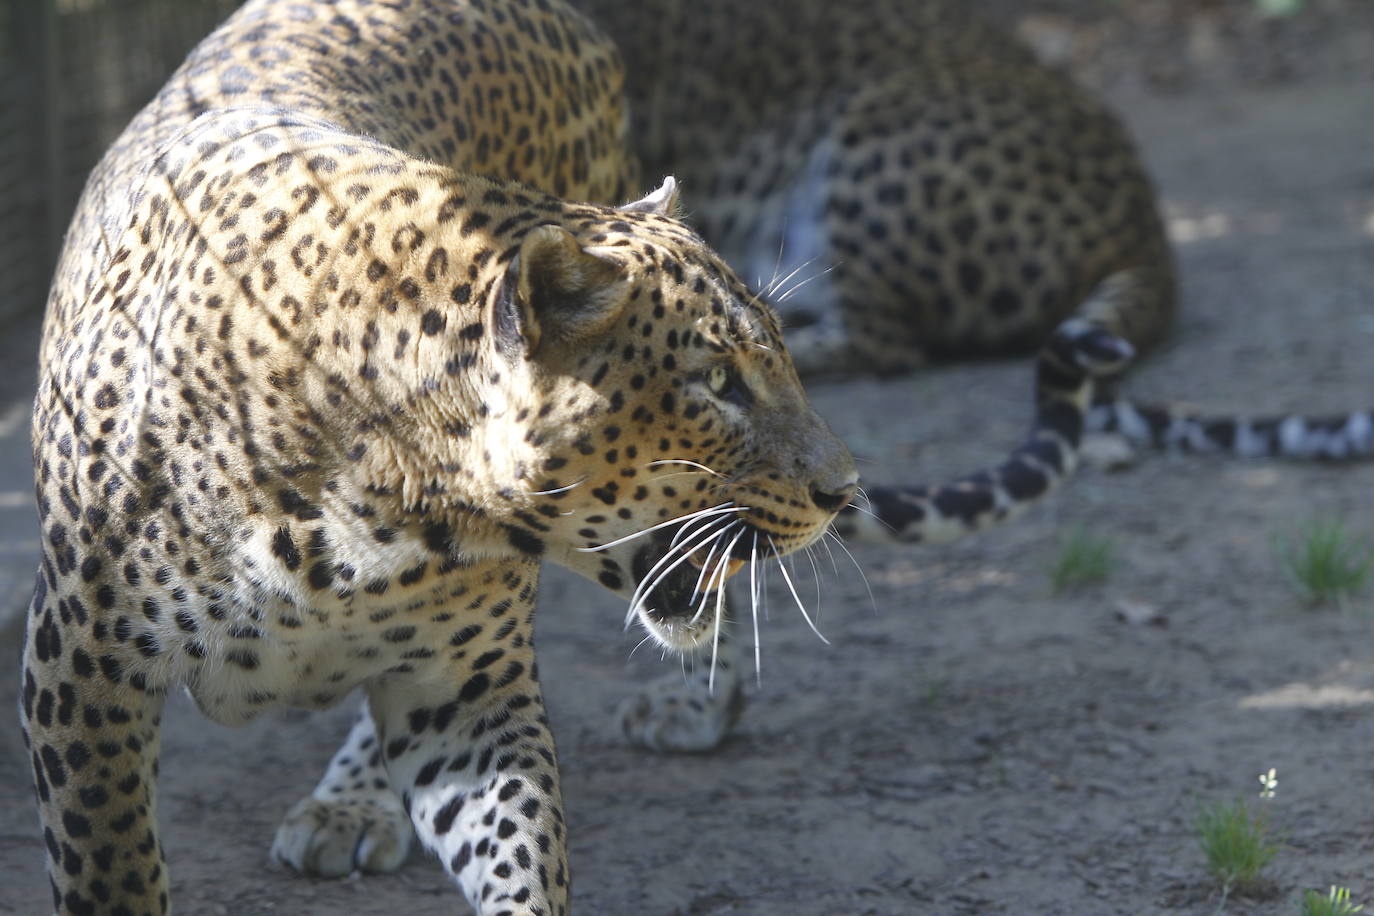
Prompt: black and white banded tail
<box><xmin>836</xmin><ymin>319</ymin><xmax>1133</xmax><ymax>544</ymax></box>
<box><xmin>1089</xmin><ymin>399</ymin><xmax>1374</xmax><ymax>462</ymax></box>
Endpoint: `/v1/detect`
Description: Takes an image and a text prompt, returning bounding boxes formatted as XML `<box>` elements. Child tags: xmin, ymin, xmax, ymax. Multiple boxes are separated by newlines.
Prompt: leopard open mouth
<box><xmin>630</xmin><ymin>521</ymin><xmax>759</xmax><ymax>625</ymax></box>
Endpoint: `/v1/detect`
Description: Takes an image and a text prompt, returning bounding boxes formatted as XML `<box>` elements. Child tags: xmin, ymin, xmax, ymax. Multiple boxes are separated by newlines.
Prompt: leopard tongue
<box><xmin>687</xmin><ymin>551</ymin><xmax>746</xmax><ymax>589</ymax></box>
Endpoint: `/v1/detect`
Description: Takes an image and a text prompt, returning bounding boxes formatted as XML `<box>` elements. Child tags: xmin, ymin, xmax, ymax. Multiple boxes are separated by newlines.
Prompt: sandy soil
<box><xmin>2</xmin><ymin>21</ymin><xmax>1374</xmax><ymax>916</ymax></box>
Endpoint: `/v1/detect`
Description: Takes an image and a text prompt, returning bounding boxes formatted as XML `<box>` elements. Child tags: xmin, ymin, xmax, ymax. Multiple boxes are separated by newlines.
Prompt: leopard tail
<box><xmin>834</xmin><ymin>320</ymin><xmax>1134</xmax><ymax>543</ymax></box>
<box><xmin>1088</xmin><ymin>398</ymin><xmax>1374</xmax><ymax>461</ymax></box>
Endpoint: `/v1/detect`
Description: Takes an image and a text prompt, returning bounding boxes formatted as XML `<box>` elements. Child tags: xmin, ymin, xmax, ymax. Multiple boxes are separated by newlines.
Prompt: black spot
<box><xmin>505</xmin><ymin>526</ymin><xmax>543</xmax><ymax>556</ymax></box>
<box><xmin>307</xmin><ymin>562</ymin><xmax>334</xmax><ymax>590</ymax></box>
<box><xmin>71</xmin><ymin>650</ymin><xmax>94</xmax><ymax>678</ymax></box>
<box><xmin>226</xmin><ymin>649</ymin><xmax>259</xmax><ymax>670</ymax></box>
<box><xmin>958</xmin><ymin>261</ymin><xmax>983</xmax><ymax>296</ymax></box>
<box><xmin>398</xmin><ymin>562</ymin><xmax>428</xmax><ymax>586</ymax></box>
<box><xmin>450</xmin><ymin>624</ymin><xmax>481</xmax><ymax>646</ymax></box>
<box><xmin>433</xmin><ymin>795</ymin><xmax>464</xmax><ymax>835</ymax></box>
<box><xmin>421</xmin><ymin>309</ymin><xmax>446</xmax><ymax>335</ymax></box>
<box><xmin>423</xmin><ymin>521</ymin><xmax>455</xmax><ymax>554</ymax></box>
<box><xmin>80</xmin><ymin>556</ymin><xmax>102</xmax><ymax>583</ymax></box>
<box><xmin>62</xmin><ymin>811</ymin><xmax>92</xmax><ymax>838</ymax></box>
<box><xmin>97</xmin><ymin>656</ymin><xmax>123</xmax><ymax>683</ymax></box>
<box><xmin>458</xmin><ymin>672</ymin><xmax>490</xmax><ymax>703</ymax></box>
<box><xmin>989</xmin><ymin>288</ymin><xmax>1021</xmax><ymax>316</ymax></box>
<box><xmin>414</xmin><ymin>757</ymin><xmax>445</xmax><ymax>787</ymax></box>
<box><xmin>271</xmin><ymin>526</ymin><xmax>301</xmax><ymax>571</ymax></box>
<box><xmin>451</xmin><ymin>842</ymin><xmax>472</xmax><ymax>873</ymax></box>
<box><xmin>472</xmin><ymin>649</ymin><xmax>504</xmax><ymax>669</ymax></box>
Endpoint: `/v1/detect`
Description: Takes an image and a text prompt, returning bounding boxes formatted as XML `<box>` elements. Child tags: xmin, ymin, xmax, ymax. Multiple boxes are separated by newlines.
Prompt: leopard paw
<box><xmin>616</xmin><ymin>673</ymin><xmax>744</xmax><ymax>753</ymax></box>
<box><xmin>271</xmin><ymin>793</ymin><xmax>412</xmax><ymax>877</ymax></box>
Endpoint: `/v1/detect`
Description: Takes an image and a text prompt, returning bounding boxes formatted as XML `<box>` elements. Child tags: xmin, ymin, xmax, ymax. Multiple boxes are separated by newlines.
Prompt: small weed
<box><xmin>1277</xmin><ymin>518</ymin><xmax>1372</xmax><ymax>607</ymax></box>
<box><xmin>1302</xmin><ymin>886</ymin><xmax>1364</xmax><ymax>916</ymax></box>
<box><xmin>1254</xmin><ymin>0</ymin><xmax>1303</xmax><ymax>16</ymax></box>
<box><xmin>1195</xmin><ymin>796</ymin><xmax>1279</xmax><ymax>901</ymax></box>
<box><xmin>1050</xmin><ymin>526</ymin><xmax>1114</xmax><ymax>591</ymax></box>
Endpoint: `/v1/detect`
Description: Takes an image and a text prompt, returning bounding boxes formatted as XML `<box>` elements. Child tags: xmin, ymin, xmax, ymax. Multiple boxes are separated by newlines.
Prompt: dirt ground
<box><xmin>2</xmin><ymin>7</ymin><xmax>1374</xmax><ymax>916</ymax></box>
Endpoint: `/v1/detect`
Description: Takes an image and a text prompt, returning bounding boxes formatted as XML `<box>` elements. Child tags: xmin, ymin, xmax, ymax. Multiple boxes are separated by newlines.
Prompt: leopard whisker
<box><xmin>687</xmin><ymin>527</ymin><xmax>729</xmax><ymax>606</ymax></box>
<box><xmin>528</xmin><ymin>476</ymin><xmax>587</xmax><ymax>496</ymax></box>
<box><xmin>647</xmin><ymin>470</ymin><xmax>721</xmax><ymax>484</ymax></box>
<box><xmin>853</xmin><ymin>484</ymin><xmax>875</xmax><ymax>511</ymax></box>
<box><xmin>769</xmin><ymin>534</ymin><xmax>830</xmax><ymax>645</ymax></box>
<box><xmin>670</xmin><ymin>506</ymin><xmax>739</xmax><ymax>550</ymax></box>
<box><xmin>687</xmin><ymin>519</ymin><xmax>744</xmax><ymax>622</ymax></box>
<box><xmin>689</xmin><ymin>562</ymin><xmax>716</xmax><ymax>629</ymax></box>
<box><xmin>761</xmin><ymin>216</ymin><xmax>789</xmax><ymax>297</ymax></box>
<box><xmin>762</xmin><ymin>254</ymin><xmax>820</xmax><ymax>300</ymax></box>
<box><xmin>627</xmin><ymin>518</ymin><xmax>733</xmax><ymax>624</ymax></box>
<box><xmin>776</xmin><ymin>262</ymin><xmax>838</xmax><ymax>304</ymax></box>
<box><xmin>579</xmin><ymin>502</ymin><xmax>742</xmax><ymax>552</ymax></box>
<box><xmin>801</xmin><ymin>544</ymin><xmax>825</xmax><ymax>613</ymax></box>
<box><xmin>707</xmin><ymin>527</ymin><xmax>745</xmax><ymax>693</ymax></box>
<box><xmin>626</xmin><ymin>517</ymin><xmax>738</xmax><ymax>625</ymax></box>
<box><xmin>824</xmin><ymin>528</ymin><xmax>877</xmax><ymax>616</ymax></box>
<box><xmin>749</xmin><ymin>530</ymin><xmax>763</xmax><ymax>686</ymax></box>
<box><xmin>626</xmin><ymin>631</ymin><xmax>656</xmax><ymax>661</ymax></box>
<box><xmin>647</xmin><ymin>458</ymin><xmax>725</xmax><ymax>478</ymax></box>
<box><xmin>817</xmin><ymin>532</ymin><xmax>842</xmax><ymax>578</ymax></box>
<box><xmin>845</xmin><ymin>500</ymin><xmax>897</xmax><ymax>534</ymax></box>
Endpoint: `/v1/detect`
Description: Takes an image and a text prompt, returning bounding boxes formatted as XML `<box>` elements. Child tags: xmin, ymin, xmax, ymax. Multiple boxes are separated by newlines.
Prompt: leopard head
<box><xmin>490</xmin><ymin>179</ymin><xmax>858</xmax><ymax>649</ymax></box>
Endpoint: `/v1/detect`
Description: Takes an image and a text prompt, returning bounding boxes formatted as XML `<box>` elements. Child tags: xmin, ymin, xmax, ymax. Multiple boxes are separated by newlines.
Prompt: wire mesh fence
<box><xmin>0</xmin><ymin>0</ymin><xmax>242</xmax><ymax>325</ymax></box>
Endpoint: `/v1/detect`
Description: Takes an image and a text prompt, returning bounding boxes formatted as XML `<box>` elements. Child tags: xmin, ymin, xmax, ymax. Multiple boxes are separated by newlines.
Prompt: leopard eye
<box><xmin>703</xmin><ymin>364</ymin><xmax>754</xmax><ymax>406</ymax></box>
<box><xmin>706</xmin><ymin>366</ymin><xmax>730</xmax><ymax>396</ymax></box>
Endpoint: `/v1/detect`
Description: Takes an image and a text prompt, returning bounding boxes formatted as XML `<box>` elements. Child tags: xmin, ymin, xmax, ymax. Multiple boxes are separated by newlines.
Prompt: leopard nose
<box><xmin>810</xmin><ymin>481</ymin><xmax>857</xmax><ymax>513</ymax></box>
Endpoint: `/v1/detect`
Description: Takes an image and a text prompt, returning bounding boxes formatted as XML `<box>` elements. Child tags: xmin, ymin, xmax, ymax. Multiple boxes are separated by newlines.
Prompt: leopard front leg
<box><xmin>617</xmin><ymin>608</ymin><xmax>744</xmax><ymax>753</ymax></box>
<box><xmin>271</xmin><ymin>700</ymin><xmax>413</xmax><ymax>877</ymax></box>
<box><xmin>21</xmin><ymin>579</ymin><xmax>169</xmax><ymax>916</ymax></box>
<box><xmin>367</xmin><ymin>599</ymin><xmax>569</xmax><ymax>914</ymax></box>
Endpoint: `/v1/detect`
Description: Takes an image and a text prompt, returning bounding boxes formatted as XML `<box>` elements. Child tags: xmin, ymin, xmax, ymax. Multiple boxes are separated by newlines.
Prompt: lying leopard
<box><xmin>572</xmin><ymin>0</ymin><xmax>1374</xmax><ymax>752</ymax></box>
<box><xmin>21</xmin><ymin>2</ymin><xmax>873</xmax><ymax>914</ymax></box>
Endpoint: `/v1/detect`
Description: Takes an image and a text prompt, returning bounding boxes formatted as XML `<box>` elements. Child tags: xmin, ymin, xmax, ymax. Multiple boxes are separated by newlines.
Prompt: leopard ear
<box><xmin>497</xmin><ymin>225</ymin><xmax>626</xmax><ymax>355</ymax></box>
<box><xmin>619</xmin><ymin>176</ymin><xmax>680</xmax><ymax>218</ymax></box>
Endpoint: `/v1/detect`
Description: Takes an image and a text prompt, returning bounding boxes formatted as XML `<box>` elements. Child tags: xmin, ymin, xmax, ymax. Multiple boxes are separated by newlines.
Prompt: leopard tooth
<box><xmin>686</xmin><ymin>551</ymin><xmax>747</xmax><ymax>588</ymax></box>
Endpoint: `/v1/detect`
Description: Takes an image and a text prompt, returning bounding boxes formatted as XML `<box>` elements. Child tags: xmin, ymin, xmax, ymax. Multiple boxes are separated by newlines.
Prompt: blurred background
<box><xmin>1</xmin><ymin>0</ymin><xmax>1371</xmax><ymax>333</ymax></box>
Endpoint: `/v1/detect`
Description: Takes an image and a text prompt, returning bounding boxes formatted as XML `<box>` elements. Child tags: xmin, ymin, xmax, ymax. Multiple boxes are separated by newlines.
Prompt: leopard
<box><xmin>570</xmin><ymin>0</ymin><xmax>1374</xmax><ymax>753</ymax></box>
<box><xmin>19</xmin><ymin>1</ymin><xmax>876</xmax><ymax>913</ymax></box>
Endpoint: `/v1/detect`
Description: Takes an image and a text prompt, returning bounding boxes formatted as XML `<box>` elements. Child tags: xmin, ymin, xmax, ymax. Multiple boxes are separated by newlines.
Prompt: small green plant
<box><xmin>1255</xmin><ymin>0</ymin><xmax>1303</xmax><ymax>17</ymax></box>
<box><xmin>1050</xmin><ymin>526</ymin><xmax>1114</xmax><ymax>591</ymax></box>
<box><xmin>1195</xmin><ymin>795</ymin><xmax>1279</xmax><ymax>901</ymax></box>
<box><xmin>1302</xmin><ymin>886</ymin><xmax>1364</xmax><ymax>916</ymax></box>
<box><xmin>1277</xmin><ymin>518</ymin><xmax>1373</xmax><ymax>607</ymax></box>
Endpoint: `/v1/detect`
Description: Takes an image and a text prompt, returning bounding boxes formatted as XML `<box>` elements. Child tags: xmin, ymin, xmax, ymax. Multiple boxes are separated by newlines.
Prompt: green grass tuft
<box><xmin>1302</xmin><ymin>886</ymin><xmax>1365</xmax><ymax>916</ymax></box>
<box><xmin>1255</xmin><ymin>0</ymin><xmax>1304</xmax><ymax>16</ymax></box>
<box><xmin>1195</xmin><ymin>797</ymin><xmax>1279</xmax><ymax>899</ymax></box>
<box><xmin>1278</xmin><ymin>518</ymin><xmax>1373</xmax><ymax>607</ymax></box>
<box><xmin>1050</xmin><ymin>526</ymin><xmax>1114</xmax><ymax>591</ymax></box>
